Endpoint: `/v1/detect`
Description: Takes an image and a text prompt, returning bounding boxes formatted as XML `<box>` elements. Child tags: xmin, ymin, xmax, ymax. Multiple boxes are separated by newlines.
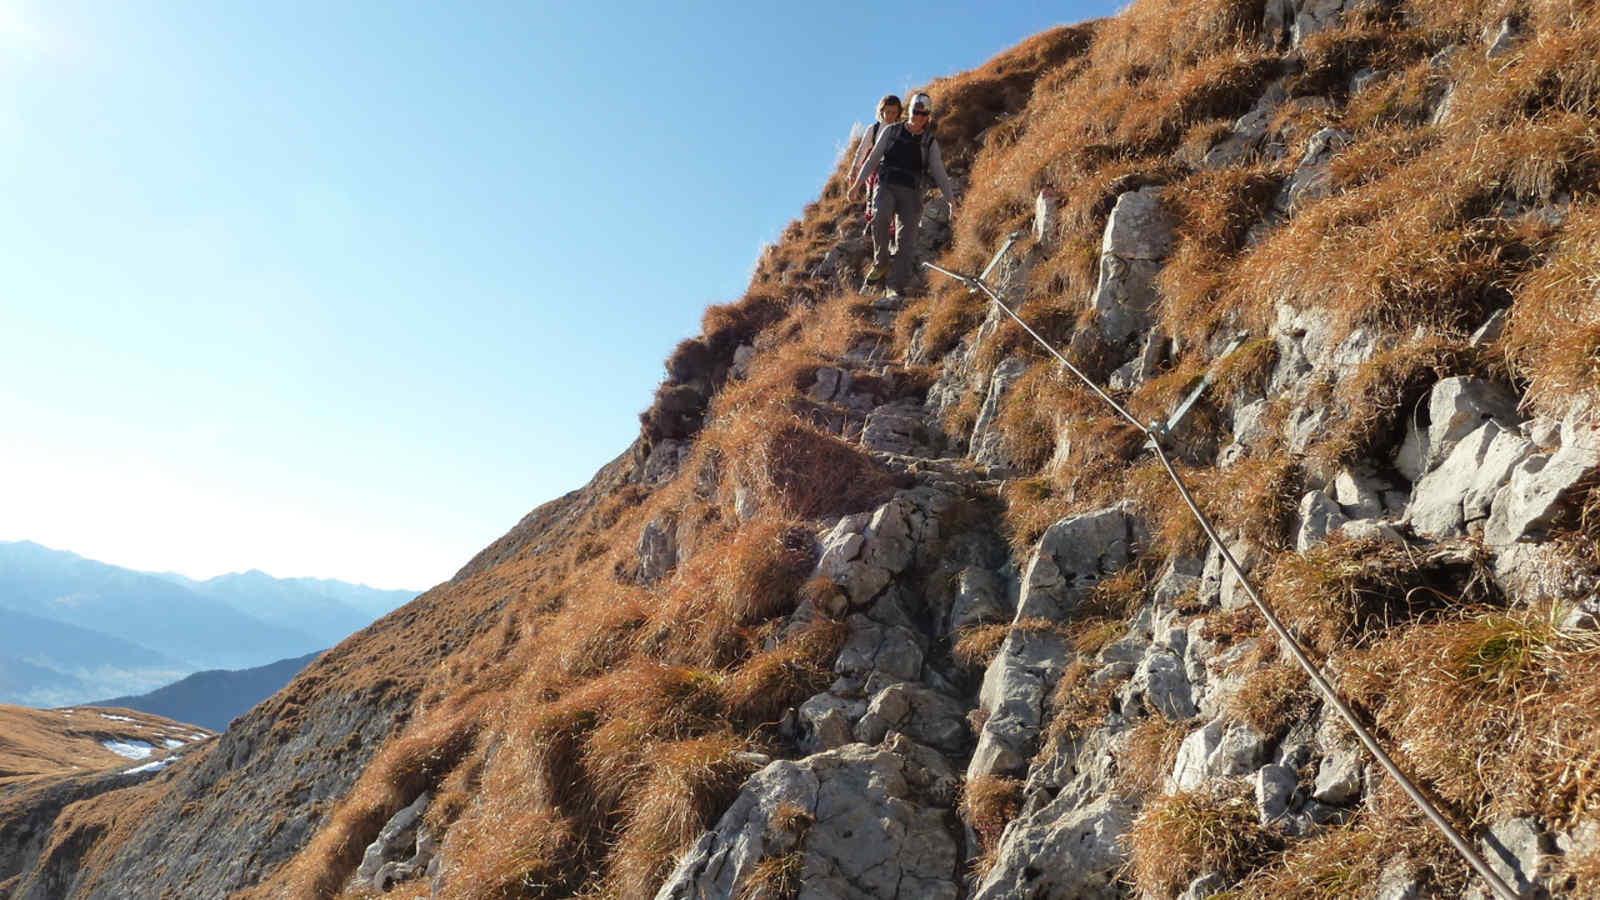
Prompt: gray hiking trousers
<box><xmin>871</xmin><ymin>182</ymin><xmax>922</xmax><ymax>291</ymax></box>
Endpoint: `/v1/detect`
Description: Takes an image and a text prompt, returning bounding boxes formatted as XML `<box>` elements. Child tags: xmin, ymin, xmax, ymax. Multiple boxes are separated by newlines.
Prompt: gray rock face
<box><xmin>1470</xmin><ymin>817</ymin><xmax>1553</xmax><ymax>900</ymax></box>
<box><xmin>852</xmin><ymin>682</ymin><xmax>970</xmax><ymax>755</ymax></box>
<box><xmin>1297</xmin><ymin>489</ymin><xmax>1349</xmax><ymax>551</ymax></box>
<box><xmin>1290</xmin><ymin>0</ymin><xmax>1352</xmax><ymax>46</ymax></box>
<box><xmin>1256</xmin><ymin>763</ymin><xmax>1298</xmax><ymax>825</ymax></box>
<box><xmin>1276</xmin><ymin>128</ymin><xmax>1351</xmax><ymax>218</ymax></box>
<box><xmin>1034</xmin><ymin>189</ymin><xmax>1059</xmax><ymax>246</ymax></box>
<box><xmin>948</xmin><ymin>567</ymin><xmax>1010</xmax><ymax>636</ymax></box>
<box><xmin>656</xmin><ymin>746</ymin><xmax>961</xmax><ymax>900</ymax></box>
<box><xmin>968</xmin><ymin>507</ymin><xmax>1141</xmax><ymax>777</ymax></box>
<box><xmin>970</xmin><ymin>357</ymin><xmax>1028</xmax><ymax>474</ymax></box>
<box><xmin>1203</xmin><ymin>85</ymin><xmax>1285</xmax><ymax>168</ymax></box>
<box><xmin>860</xmin><ymin>400</ymin><xmax>938</xmax><ymax>457</ymax></box>
<box><xmin>1172</xmin><ymin>718</ymin><xmax>1265</xmax><ymax>791</ymax></box>
<box><xmin>1017</xmin><ymin>506</ymin><xmax>1141</xmax><ymax>621</ymax></box>
<box><xmin>1120</xmin><ymin>649</ymin><xmax>1196</xmax><ymax>720</ymax></box>
<box><xmin>642</xmin><ymin>438</ymin><xmax>692</xmax><ymax>486</ymax></box>
<box><xmin>972</xmin><ymin>793</ymin><xmax>1133</xmax><ymax>899</ymax></box>
<box><xmin>1312</xmin><ymin>747</ymin><xmax>1364</xmax><ymax>805</ymax></box>
<box><xmin>1408</xmin><ymin>422</ymin><xmax>1536</xmax><ymax>538</ymax></box>
<box><xmin>1091</xmin><ymin>187</ymin><xmax>1174</xmax><ymax>346</ymax></box>
<box><xmin>969</xmin><ymin>629</ymin><xmax>1070</xmax><ymax>778</ymax></box>
<box><xmin>1425</xmin><ymin>377</ymin><xmax>1522</xmax><ymax>472</ymax></box>
<box><xmin>637</xmin><ymin>513</ymin><xmax>678</xmax><ymax>582</ymax></box>
<box><xmin>1486</xmin><ymin>422</ymin><xmax>1600</xmax><ymax>547</ymax></box>
<box><xmin>356</xmin><ymin>791</ymin><xmax>432</xmax><ymax>886</ymax></box>
<box><xmin>815</xmin><ymin>497</ymin><xmax>922</xmax><ymax>608</ymax></box>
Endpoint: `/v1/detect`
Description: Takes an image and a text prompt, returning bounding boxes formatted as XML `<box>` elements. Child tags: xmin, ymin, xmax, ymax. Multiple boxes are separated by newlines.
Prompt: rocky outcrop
<box><xmin>657</xmin><ymin>742</ymin><xmax>962</xmax><ymax>900</ymax></box>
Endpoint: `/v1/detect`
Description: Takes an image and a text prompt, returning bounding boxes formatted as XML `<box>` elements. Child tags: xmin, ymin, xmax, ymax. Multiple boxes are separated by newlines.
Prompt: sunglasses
<box><xmin>912</xmin><ymin>108</ymin><xmax>931</xmax><ymax>117</ymax></box>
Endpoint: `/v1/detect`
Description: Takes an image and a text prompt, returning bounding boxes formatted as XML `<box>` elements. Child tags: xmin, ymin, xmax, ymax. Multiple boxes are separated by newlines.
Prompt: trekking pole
<box><xmin>921</xmin><ymin>242</ymin><xmax>1525</xmax><ymax>900</ymax></box>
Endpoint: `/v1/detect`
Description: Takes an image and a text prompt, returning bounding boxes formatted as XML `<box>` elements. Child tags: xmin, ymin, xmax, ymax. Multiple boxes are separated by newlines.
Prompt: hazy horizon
<box><xmin>1</xmin><ymin>1</ymin><xmax>1116</xmax><ymax>589</ymax></box>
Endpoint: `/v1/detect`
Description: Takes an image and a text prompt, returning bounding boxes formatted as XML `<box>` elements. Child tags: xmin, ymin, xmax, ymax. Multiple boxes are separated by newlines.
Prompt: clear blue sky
<box><xmin>0</xmin><ymin>1</ymin><xmax>1115</xmax><ymax>590</ymax></box>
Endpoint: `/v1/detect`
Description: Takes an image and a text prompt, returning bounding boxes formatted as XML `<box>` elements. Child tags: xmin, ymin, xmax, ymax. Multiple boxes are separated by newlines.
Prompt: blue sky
<box><xmin>0</xmin><ymin>1</ymin><xmax>1115</xmax><ymax>590</ymax></box>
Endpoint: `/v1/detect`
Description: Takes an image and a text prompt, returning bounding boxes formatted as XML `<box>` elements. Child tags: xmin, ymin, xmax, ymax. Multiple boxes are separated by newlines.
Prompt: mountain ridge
<box><xmin>3</xmin><ymin>0</ymin><xmax>1599</xmax><ymax>896</ymax></box>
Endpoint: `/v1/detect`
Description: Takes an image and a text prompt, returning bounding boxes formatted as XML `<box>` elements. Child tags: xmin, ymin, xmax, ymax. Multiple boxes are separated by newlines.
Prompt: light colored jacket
<box><xmin>848</xmin><ymin>121</ymin><xmax>890</xmax><ymax>185</ymax></box>
<box><xmin>849</xmin><ymin>122</ymin><xmax>955</xmax><ymax>203</ymax></box>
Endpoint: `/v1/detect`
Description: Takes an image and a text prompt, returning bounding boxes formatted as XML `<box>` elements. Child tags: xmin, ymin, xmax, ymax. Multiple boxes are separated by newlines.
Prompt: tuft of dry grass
<box><xmin>602</xmin><ymin>732</ymin><xmax>758</xmax><ymax>898</ymax></box>
<box><xmin>1265</xmin><ymin>537</ymin><xmax>1496</xmax><ymax>657</ymax></box>
<box><xmin>1125</xmin><ymin>781</ymin><xmax>1281</xmax><ymax>897</ymax></box>
<box><xmin>1507</xmin><ymin>202</ymin><xmax>1600</xmax><ymax>423</ymax></box>
<box><xmin>1117</xmin><ymin>716</ymin><xmax>1191</xmax><ymax>798</ymax></box>
<box><xmin>961</xmin><ymin>774</ymin><xmax>1026</xmax><ymax>879</ymax></box>
<box><xmin>1343</xmin><ymin>603</ymin><xmax>1600</xmax><ymax>824</ymax></box>
<box><xmin>1226</xmin><ymin>661</ymin><xmax>1316</xmax><ymax>742</ymax></box>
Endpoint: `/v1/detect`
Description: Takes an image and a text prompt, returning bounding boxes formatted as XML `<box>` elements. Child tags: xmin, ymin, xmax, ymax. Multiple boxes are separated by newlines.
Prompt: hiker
<box><xmin>848</xmin><ymin>94</ymin><xmax>904</xmax><ymax>240</ymax></box>
<box><xmin>848</xmin><ymin>92</ymin><xmax>956</xmax><ymax>296</ymax></box>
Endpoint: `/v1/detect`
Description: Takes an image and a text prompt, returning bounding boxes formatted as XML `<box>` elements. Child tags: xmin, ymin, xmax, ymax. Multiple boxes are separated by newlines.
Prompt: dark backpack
<box><xmin>880</xmin><ymin>122</ymin><xmax>936</xmax><ymax>187</ymax></box>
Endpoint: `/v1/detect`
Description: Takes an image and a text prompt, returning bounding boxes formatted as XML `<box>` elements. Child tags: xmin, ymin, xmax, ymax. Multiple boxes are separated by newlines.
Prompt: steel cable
<box><xmin>920</xmin><ymin>244</ymin><xmax>1523</xmax><ymax>900</ymax></box>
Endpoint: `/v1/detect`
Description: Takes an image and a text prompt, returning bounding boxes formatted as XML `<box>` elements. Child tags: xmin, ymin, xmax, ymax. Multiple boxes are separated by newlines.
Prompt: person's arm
<box><xmin>848</xmin><ymin>125</ymin><xmax>873</xmax><ymax>183</ymax></box>
<box><xmin>927</xmin><ymin>139</ymin><xmax>956</xmax><ymax>213</ymax></box>
<box><xmin>849</xmin><ymin>125</ymin><xmax>895</xmax><ymax>195</ymax></box>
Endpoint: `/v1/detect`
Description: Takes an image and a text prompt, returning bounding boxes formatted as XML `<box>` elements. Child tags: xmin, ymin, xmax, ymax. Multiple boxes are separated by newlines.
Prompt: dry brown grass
<box><xmin>961</xmin><ymin>774</ymin><xmax>1025</xmax><ymax>878</ymax></box>
<box><xmin>1264</xmin><ymin>537</ymin><xmax>1497</xmax><ymax>657</ymax></box>
<box><xmin>1117</xmin><ymin>716</ymin><xmax>1191</xmax><ymax>798</ymax></box>
<box><xmin>1226</xmin><ymin>661</ymin><xmax>1316</xmax><ymax>742</ymax></box>
<box><xmin>1125</xmin><ymin>781</ymin><xmax>1282</xmax><ymax>896</ymax></box>
<box><xmin>1343</xmin><ymin>603</ymin><xmax>1600</xmax><ymax>825</ymax></box>
<box><xmin>1507</xmin><ymin>202</ymin><xmax>1600</xmax><ymax>422</ymax></box>
<box><xmin>0</xmin><ymin>705</ymin><xmax>210</xmax><ymax>784</ymax></box>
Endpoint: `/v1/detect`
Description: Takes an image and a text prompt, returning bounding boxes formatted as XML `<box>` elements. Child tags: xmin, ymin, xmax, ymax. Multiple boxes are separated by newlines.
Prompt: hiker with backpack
<box><xmin>848</xmin><ymin>92</ymin><xmax>957</xmax><ymax>296</ymax></box>
<box><xmin>848</xmin><ymin>94</ymin><xmax>904</xmax><ymax>241</ymax></box>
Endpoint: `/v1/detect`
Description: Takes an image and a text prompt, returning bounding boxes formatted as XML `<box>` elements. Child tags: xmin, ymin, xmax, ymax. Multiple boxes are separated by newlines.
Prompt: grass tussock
<box><xmin>961</xmin><ymin>774</ymin><xmax>1026</xmax><ymax>879</ymax></box>
<box><xmin>1117</xmin><ymin>716</ymin><xmax>1191</xmax><ymax>798</ymax></box>
<box><xmin>1344</xmin><ymin>604</ymin><xmax>1600</xmax><ymax>824</ymax></box>
<box><xmin>1226</xmin><ymin>661</ymin><xmax>1316</xmax><ymax>742</ymax></box>
<box><xmin>1125</xmin><ymin>782</ymin><xmax>1282</xmax><ymax>897</ymax></box>
<box><xmin>1265</xmin><ymin>537</ymin><xmax>1496</xmax><ymax>657</ymax></box>
<box><xmin>1507</xmin><ymin>202</ymin><xmax>1600</xmax><ymax>422</ymax></box>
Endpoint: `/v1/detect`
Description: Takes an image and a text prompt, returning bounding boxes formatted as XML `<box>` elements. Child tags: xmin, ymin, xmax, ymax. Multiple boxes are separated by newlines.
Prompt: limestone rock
<box><xmin>1172</xmin><ymin>719</ymin><xmax>1265</xmax><ymax>791</ymax></box>
<box><xmin>970</xmin><ymin>357</ymin><xmax>1028</xmax><ymax>474</ymax></box>
<box><xmin>636</xmin><ymin>513</ymin><xmax>678</xmax><ymax>583</ymax></box>
<box><xmin>1469</xmin><ymin>817</ymin><xmax>1552</xmax><ymax>900</ymax></box>
<box><xmin>1312</xmin><ymin>747</ymin><xmax>1363</xmax><ymax>805</ymax></box>
<box><xmin>969</xmin><ymin>628</ymin><xmax>1070</xmax><ymax>778</ymax></box>
<box><xmin>656</xmin><ymin>746</ymin><xmax>961</xmax><ymax>900</ymax></box>
<box><xmin>852</xmin><ymin>682</ymin><xmax>969</xmax><ymax>755</ymax></box>
<box><xmin>860</xmin><ymin>400</ymin><xmax>938</xmax><ymax>457</ymax></box>
<box><xmin>814</xmin><ymin>497</ymin><xmax>923</xmax><ymax>608</ymax></box>
<box><xmin>1296</xmin><ymin>489</ymin><xmax>1348</xmax><ymax>551</ymax></box>
<box><xmin>1277</xmin><ymin>128</ymin><xmax>1351</xmax><ymax>217</ymax></box>
<box><xmin>1486</xmin><ymin>422</ymin><xmax>1600</xmax><ymax>547</ymax></box>
<box><xmin>1091</xmin><ymin>187</ymin><xmax>1174</xmax><ymax>346</ymax></box>
<box><xmin>947</xmin><ymin>567</ymin><xmax>1010</xmax><ymax>636</ymax></box>
<box><xmin>1119</xmin><ymin>649</ymin><xmax>1196</xmax><ymax>720</ymax></box>
<box><xmin>1034</xmin><ymin>189</ymin><xmax>1059</xmax><ymax>247</ymax></box>
<box><xmin>1424</xmin><ymin>377</ymin><xmax>1522</xmax><ymax>473</ymax></box>
<box><xmin>1408</xmin><ymin>422</ymin><xmax>1536</xmax><ymax>538</ymax></box>
<box><xmin>1256</xmin><ymin>763</ymin><xmax>1298</xmax><ymax>825</ymax></box>
<box><xmin>356</xmin><ymin>791</ymin><xmax>431</xmax><ymax>887</ymax></box>
<box><xmin>972</xmin><ymin>793</ymin><xmax>1132</xmax><ymax>899</ymax></box>
<box><xmin>1017</xmin><ymin>505</ymin><xmax>1141</xmax><ymax>621</ymax></box>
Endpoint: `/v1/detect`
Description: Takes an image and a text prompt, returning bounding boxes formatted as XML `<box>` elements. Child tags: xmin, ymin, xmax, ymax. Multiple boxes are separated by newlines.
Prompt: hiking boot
<box><xmin>862</xmin><ymin>263</ymin><xmax>887</xmax><ymax>287</ymax></box>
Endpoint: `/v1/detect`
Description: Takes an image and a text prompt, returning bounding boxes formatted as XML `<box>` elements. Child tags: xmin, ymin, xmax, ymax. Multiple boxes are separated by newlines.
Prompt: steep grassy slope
<box><xmin>3</xmin><ymin>0</ymin><xmax>1598</xmax><ymax>896</ymax></box>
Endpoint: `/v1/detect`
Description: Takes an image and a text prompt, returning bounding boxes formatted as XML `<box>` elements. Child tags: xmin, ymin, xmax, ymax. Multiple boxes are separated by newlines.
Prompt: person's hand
<box><xmin>946</xmin><ymin>200</ymin><xmax>956</xmax><ymax>221</ymax></box>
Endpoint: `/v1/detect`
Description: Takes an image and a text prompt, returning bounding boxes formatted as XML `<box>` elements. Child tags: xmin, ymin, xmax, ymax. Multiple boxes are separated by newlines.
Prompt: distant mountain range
<box><xmin>0</xmin><ymin>541</ymin><xmax>417</xmax><ymax>707</ymax></box>
<box><xmin>90</xmin><ymin>651</ymin><xmax>324</xmax><ymax>732</ymax></box>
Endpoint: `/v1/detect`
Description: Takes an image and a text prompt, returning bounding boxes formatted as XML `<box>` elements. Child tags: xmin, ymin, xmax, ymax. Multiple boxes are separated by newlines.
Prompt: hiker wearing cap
<box><xmin>848</xmin><ymin>92</ymin><xmax>956</xmax><ymax>295</ymax></box>
<box><xmin>848</xmin><ymin>95</ymin><xmax>904</xmax><ymax>239</ymax></box>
